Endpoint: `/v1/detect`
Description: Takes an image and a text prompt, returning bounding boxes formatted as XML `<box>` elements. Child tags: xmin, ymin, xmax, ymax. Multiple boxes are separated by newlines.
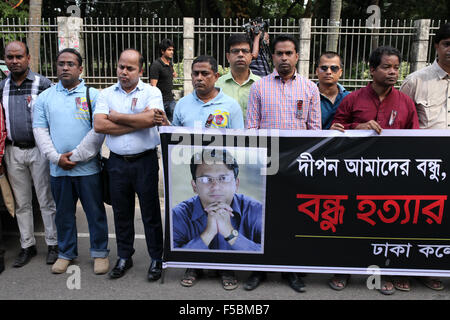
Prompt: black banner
<box><xmin>160</xmin><ymin>127</ymin><xmax>450</xmax><ymax>276</ymax></box>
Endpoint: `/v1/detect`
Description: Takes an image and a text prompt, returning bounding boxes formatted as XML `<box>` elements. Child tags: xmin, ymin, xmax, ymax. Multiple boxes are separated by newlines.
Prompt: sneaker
<box><xmin>51</xmin><ymin>258</ymin><xmax>71</xmax><ymax>274</ymax></box>
<box><xmin>46</xmin><ymin>245</ymin><xmax>59</xmax><ymax>265</ymax></box>
<box><xmin>94</xmin><ymin>257</ymin><xmax>109</xmax><ymax>275</ymax></box>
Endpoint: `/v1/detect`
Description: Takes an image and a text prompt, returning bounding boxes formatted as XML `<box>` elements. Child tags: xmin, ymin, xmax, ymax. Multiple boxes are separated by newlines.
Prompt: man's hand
<box><xmin>355</xmin><ymin>120</ymin><xmax>382</xmax><ymax>134</ymax></box>
<box><xmin>58</xmin><ymin>152</ymin><xmax>76</xmax><ymax>170</ymax></box>
<box><xmin>107</xmin><ymin>109</ymin><xmax>120</xmax><ymax>123</ymax></box>
<box><xmin>201</xmin><ymin>202</ymin><xmax>235</xmax><ymax>246</ymax></box>
<box><xmin>154</xmin><ymin>109</ymin><xmax>170</xmax><ymax>126</ymax></box>
<box><xmin>330</xmin><ymin>123</ymin><xmax>345</xmax><ymax>133</ymax></box>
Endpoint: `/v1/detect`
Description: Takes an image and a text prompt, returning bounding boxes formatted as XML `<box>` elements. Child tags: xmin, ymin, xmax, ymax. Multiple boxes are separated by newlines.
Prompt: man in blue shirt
<box><xmin>33</xmin><ymin>48</ymin><xmax>109</xmax><ymax>275</ymax></box>
<box><xmin>172</xmin><ymin>148</ymin><xmax>263</xmax><ymax>290</ymax></box>
<box><xmin>172</xmin><ymin>55</ymin><xmax>244</xmax><ymax>129</ymax></box>
<box><xmin>94</xmin><ymin>48</ymin><xmax>167</xmax><ymax>282</ymax></box>
<box><xmin>315</xmin><ymin>51</ymin><xmax>349</xmax><ymax>129</ymax></box>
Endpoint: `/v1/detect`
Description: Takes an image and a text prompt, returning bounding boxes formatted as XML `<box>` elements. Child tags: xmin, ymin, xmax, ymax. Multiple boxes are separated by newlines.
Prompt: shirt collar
<box><xmin>56</xmin><ymin>78</ymin><xmax>85</xmax><ymax>93</ymax></box>
<box><xmin>432</xmin><ymin>60</ymin><xmax>450</xmax><ymax>80</ymax></box>
<box><xmin>8</xmin><ymin>68</ymin><xmax>36</xmax><ymax>84</ymax></box>
<box><xmin>223</xmin><ymin>70</ymin><xmax>259</xmax><ymax>86</ymax></box>
<box><xmin>193</xmin><ymin>87</ymin><xmax>224</xmax><ymax>105</ymax></box>
<box><xmin>272</xmin><ymin>69</ymin><xmax>298</xmax><ymax>81</ymax></box>
<box><xmin>113</xmin><ymin>79</ymin><xmax>145</xmax><ymax>93</ymax></box>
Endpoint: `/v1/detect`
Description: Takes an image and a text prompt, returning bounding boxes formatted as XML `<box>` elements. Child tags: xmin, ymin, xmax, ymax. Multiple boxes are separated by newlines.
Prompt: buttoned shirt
<box><xmin>33</xmin><ymin>80</ymin><xmax>102</xmax><ymax>177</ymax></box>
<box><xmin>172</xmin><ymin>88</ymin><xmax>244</xmax><ymax>129</ymax></box>
<box><xmin>94</xmin><ymin>80</ymin><xmax>164</xmax><ymax>155</ymax></box>
<box><xmin>246</xmin><ymin>70</ymin><xmax>322</xmax><ymax>129</ymax></box>
<box><xmin>332</xmin><ymin>83</ymin><xmax>420</xmax><ymax>129</ymax></box>
<box><xmin>400</xmin><ymin>60</ymin><xmax>450</xmax><ymax>129</ymax></box>
<box><xmin>172</xmin><ymin>194</ymin><xmax>262</xmax><ymax>251</ymax></box>
<box><xmin>0</xmin><ymin>69</ymin><xmax>52</xmax><ymax>143</ymax></box>
<box><xmin>318</xmin><ymin>83</ymin><xmax>350</xmax><ymax>129</ymax></box>
<box><xmin>216</xmin><ymin>70</ymin><xmax>260</xmax><ymax>118</ymax></box>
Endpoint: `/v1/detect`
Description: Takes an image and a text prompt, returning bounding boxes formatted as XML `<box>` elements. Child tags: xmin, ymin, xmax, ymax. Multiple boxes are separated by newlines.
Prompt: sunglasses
<box><xmin>319</xmin><ymin>65</ymin><xmax>341</xmax><ymax>73</ymax></box>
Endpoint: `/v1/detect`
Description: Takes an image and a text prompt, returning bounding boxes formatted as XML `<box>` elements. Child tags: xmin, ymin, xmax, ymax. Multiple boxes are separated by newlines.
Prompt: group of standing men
<box><xmin>0</xmin><ymin>21</ymin><xmax>449</xmax><ymax>296</ymax></box>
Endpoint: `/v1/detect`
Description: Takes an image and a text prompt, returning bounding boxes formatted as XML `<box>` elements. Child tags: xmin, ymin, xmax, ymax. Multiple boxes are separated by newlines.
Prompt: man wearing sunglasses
<box><xmin>171</xmin><ymin>149</ymin><xmax>263</xmax><ymax>289</ymax></box>
<box><xmin>216</xmin><ymin>34</ymin><xmax>261</xmax><ymax>120</ymax></box>
<box><xmin>315</xmin><ymin>52</ymin><xmax>350</xmax><ymax>129</ymax></box>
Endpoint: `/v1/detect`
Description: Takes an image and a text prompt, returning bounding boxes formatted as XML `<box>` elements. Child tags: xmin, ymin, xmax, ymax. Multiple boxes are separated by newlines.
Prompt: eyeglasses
<box><xmin>196</xmin><ymin>175</ymin><xmax>234</xmax><ymax>185</ymax></box>
<box><xmin>57</xmin><ymin>61</ymin><xmax>77</xmax><ymax>68</ymax></box>
<box><xmin>319</xmin><ymin>65</ymin><xmax>341</xmax><ymax>73</ymax></box>
<box><xmin>230</xmin><ymin>48</ymin><xmax>251</xmax><ymax>55</ymax></box>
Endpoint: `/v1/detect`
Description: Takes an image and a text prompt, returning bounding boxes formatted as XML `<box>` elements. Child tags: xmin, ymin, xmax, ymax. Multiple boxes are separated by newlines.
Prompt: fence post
<box><xmin>298</xmin><ymin>18</ymin><xmax>312</xmax><ymax>79</ymax></box>
<box><xmin>183</xmin><ymin>17</ymin><xmax>195</xmax><ymax>96</ymax></box>
<box><xmin>410</xmin><ymin>19</ymin><xmax>431</xmax><ymax>73</ymax></box>
<box><xmin>57</xmin><ymin>16</ymin><xmax>85</xmax><ymax>77</ymax></box>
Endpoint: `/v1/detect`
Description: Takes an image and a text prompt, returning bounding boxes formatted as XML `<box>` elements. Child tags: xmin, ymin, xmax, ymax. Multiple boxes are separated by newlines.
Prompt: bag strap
<box><xmin>86</xmin><ymin>85</ymin><xmax>93</xmax><ymax>127</ymax></box>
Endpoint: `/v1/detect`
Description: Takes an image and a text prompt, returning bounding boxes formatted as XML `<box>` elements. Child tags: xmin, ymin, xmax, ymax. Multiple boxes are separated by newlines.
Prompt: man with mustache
<box><xmin>0</xmin><ymin>41</ymin><xmax>58</xmax><ymax>268</ymax></box>
<box><xmin>216</xmin><ymin>34</ymin><xmax>260</xmax><ymax>121</ymax></box>
<box><xmin>331</xmin><ymin>46</ymin><xmax>419</xmax><ymax>134</ymax></box>
<box><xmin>94</xmin><ymin>48</ymin><xmax>168</xmax><ymax>281</ymax></box>
<box><xmin>172</xmin><ymin>55</ymin><xmax>244</xmax><ymax>129</ymax></box>
<box><xmin>399</xmin><ymin>22</ymin><xmax>450</xmax><ymax>292</ymax></box>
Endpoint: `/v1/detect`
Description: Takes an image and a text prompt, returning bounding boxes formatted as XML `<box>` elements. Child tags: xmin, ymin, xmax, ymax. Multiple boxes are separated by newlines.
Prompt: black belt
<box><xmin>111</xmin><ymin>149</ymin><xmax>155</xmax><ymax>162</ymax></box>
<box><xmin>6</xmin><ymin>140</ymin><xmax>35</xmax><ymax>149</ymax></box>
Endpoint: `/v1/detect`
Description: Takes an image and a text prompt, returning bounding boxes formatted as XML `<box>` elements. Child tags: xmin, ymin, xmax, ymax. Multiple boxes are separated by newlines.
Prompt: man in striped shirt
<box><xmin>244</xmin><ymin>34</ymin><xmax>321</xmax><ymax>294</ymax></box>
<box><xmin>0</xmin><ymin>41</ymin><xmax>58</xmax><ymax>268</ymax></box>
<box><xmin>246</xmin><ymin>35</ymin><xmax>321</xmax><ymax>130</ymax></box>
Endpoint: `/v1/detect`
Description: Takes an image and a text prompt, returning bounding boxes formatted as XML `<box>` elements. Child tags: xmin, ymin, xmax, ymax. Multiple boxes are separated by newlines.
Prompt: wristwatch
<box><xmin>224</xmin><ymin>229</ymin><xmax>239</xmax><ymax>242</ymax></box>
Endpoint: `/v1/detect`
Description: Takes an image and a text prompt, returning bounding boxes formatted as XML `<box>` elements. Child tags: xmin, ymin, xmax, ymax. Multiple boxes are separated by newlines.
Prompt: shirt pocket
<box><xmin>416</xmin><ymin>94</ymin><xmax>445</xmax><ymax>127</ymax></box>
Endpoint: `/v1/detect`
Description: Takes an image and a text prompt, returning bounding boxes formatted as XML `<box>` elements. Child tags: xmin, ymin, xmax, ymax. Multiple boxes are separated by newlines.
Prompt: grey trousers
<box><xmin>4</xmin><ymin>145</ymin><xmax>57</xmax><ymax>249</ymax></box>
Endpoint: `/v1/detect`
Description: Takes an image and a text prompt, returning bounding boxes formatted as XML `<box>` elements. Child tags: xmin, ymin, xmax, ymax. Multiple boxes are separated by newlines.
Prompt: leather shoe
<box><xmin>109</xmin><ymin>258</ymin><xmax>133</xmax><ymax>279</ymax></box>
<box><xmin>283</xmin><ymin>272</ymin><xmax>306</xmax><ymax>293</ymax></box>
<box><xmin>46</xmin><ymin>245</ymin><xmax>59</xmax><ymax>265</ymax></box>
<box><xmin>244</xmin><ymin>271</ymin><xmax>266</xmax><ymax>291</ymax></box>
<box><xmin>147</xmin><ymin>260</ymin><xmax>162</xmax><ymax>281</ymax></box>
<box><xmin>13</xmin><ymin>245</ymin><xmax>37</xmax><ymax>268</ymax></box>
<box><xmin>0</xmin><ymin>256</ymin><xmax>4</xmax><ymax>274</ymax></box>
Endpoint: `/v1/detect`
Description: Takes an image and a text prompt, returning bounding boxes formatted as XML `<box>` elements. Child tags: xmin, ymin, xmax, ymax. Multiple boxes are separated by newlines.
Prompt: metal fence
<box><xmin>0</xmin><ymin>17</ymin><xmax>448</xmax><ymax>90</ymax></box>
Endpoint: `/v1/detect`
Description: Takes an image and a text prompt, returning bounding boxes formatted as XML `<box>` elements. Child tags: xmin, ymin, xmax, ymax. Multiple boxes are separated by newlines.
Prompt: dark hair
<box><xmin>317</xmin><ymin>51</ymin><xmax>343</xmax><ymax>68</ymax></box>
<box><xmin>120</xmin><ymin>48</ymin><xmax>145</xmax><ymax>71</ymax></box>
<box><xmin>192</xmin><ymin>55</ymin><xmax>218</xmax><ymax>73</ymax></box>
<box><xmin>56</xmin><ymin>48</ymin><xmax>83</xmax><ymax>66</ymax></box>
<box><xmin>159</xmin><ymin>39</ymin><xmax>175</xmax><ymax>56</ymax></box>
<box><xmin>368</xmin><ymin>46</ymin><xmax>401</xmax><ymax>69</ymax></box>
<box><xmin>190</xmin><ymin>149</ymin><xmax>239</xmax><ymax>180</ymax></box>
<box><xmin>226</xmin><ymin>34</ymin><xmax>252</xmax><ymax>53</ymax></box>
<box><xmin>434</xmin><ymin>22</ymin><xmax>450</xmax><ymax>44</ymax></box>
<box><xmin>271</xmin><ymin>34</ymin><xmax>299</xmax><ymax>54</ymax></box>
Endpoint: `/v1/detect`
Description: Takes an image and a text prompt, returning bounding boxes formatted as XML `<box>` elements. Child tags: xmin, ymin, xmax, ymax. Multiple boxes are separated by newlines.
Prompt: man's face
<box><xmin>315</xmin><ymin>55</ymin><xmax>343</xmax><ymax>86</ymax></box>
<box><xmin>56</xmin><ymin>52</ymin><xmax>83</xmax><ymax>88</ymax></box>
<box><xmin>4</xmin><ymin>42</ymin><xmax>30</xmax><ymax>77</ymax></box>
<box><xmin>191</xmin><ymin>163</ymin><xmax>239</xmax><ymax>208</ymax></box>
<box><xmin>162</xmin><ymin>46</ymin><xmax>174</xmax><ymax>60</ymax></box>
<box><xmin>272</xmin><ymin>40</ymin><xmax>299</xmax><ymax>77</ymax></box>
<box><xmin>226</xmin><ymin>42</ymin><xmax>252</xmax><ymax>73</ymax></box>
<box><xmin>370</xmin><ymin>54</ymin><xmax>399</xmax><ymax>88</ymax></box>
<box><xmin>117</xmin><ymin>50</ymin><xmax>143</xmax><ymax>92</ymax></box>
<box><xmin>435</xmin><ymin>38</ymin><xmax>450</xmax><ymax>67</ymax></box>
<box><xmin>191</xmin><ymin>61</ymin><xmax>219</xmax><ymax>96</ymax></box>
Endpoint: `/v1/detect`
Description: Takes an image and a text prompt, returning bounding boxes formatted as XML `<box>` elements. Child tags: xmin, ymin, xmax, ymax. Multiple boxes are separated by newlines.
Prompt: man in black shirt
<box><xmin>150</xmin><ymin>39</ymin><xmax>177</xmax><ymax>122</ymax></box>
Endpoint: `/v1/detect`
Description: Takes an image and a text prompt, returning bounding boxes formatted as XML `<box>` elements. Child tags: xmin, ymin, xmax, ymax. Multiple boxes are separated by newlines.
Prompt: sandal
<box><xmin>180</xmin><ymin>268</ymin><xmax>203</xmax><ymax>287</ymax></box>
<box><xmin>419</xmin><ymin>277</ymin><xmax>444</xmax><ymax>291</ymax></box>
<box><xmin>379</xmin><ymin>279</ymin><xmax>395</xmax><ymax>295</ymax></box>
<box><xmin>221</xmin><ymin>273</ymin><xmax>238</xmax><ymax>290</ymax></box>
<box><xmin>393</xmin><ymin>277</ymin><xmax>411</xmax><ymax>292</ymax></box>
<box><xmin>328</xmin><ymin>274</ymin><xmax>350</xmax><ymax>291</ymax></box>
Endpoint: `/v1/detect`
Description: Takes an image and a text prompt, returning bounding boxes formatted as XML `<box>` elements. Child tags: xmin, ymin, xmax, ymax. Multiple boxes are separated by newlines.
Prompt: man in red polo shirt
<box><xmin>331</xmin><ymin>46</ymin><xmax>419</xmax><ymax>133</ymax></box>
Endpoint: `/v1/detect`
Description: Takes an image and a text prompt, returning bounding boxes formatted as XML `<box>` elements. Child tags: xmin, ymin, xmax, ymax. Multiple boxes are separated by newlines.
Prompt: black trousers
<box><xmin>0</xmin><ymin>215</ymin><xmax>4</xmax><ymax>258</ymax></box>
<box><xmin>107</xmin><ymin>150</ymin><xmax>163</xmax><ymax>261</ymax></box>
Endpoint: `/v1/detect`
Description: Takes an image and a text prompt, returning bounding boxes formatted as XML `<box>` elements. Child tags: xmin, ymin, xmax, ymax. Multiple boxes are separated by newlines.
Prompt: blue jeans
<box><xmin>50</xmin><ymin>173</ymin><xmax>109</xmax><ymax>260</ymax></box>
<box><xmin>164</xmin><ymin>100</ymin><xmax>176</xmax><ymax>123</ymax></box>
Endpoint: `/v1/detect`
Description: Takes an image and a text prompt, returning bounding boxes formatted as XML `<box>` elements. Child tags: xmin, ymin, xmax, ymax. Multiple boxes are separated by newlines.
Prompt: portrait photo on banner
<box><xmin>168</xmin><ymin>145</ymin><xmax>266</xmax><ymax>254</ymax></box>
